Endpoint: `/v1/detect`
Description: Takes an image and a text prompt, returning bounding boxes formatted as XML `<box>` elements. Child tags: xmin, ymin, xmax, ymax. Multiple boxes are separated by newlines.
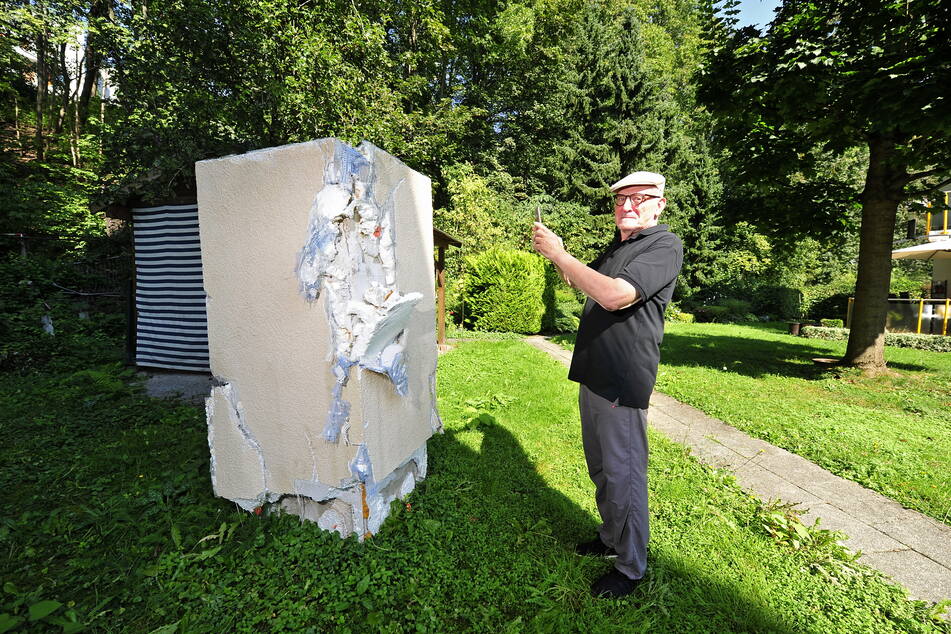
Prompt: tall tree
<box><xmin>703</xmin><ymin>0</ymin><xmax>951</xmax><ymax>372</ymax></box>
<box><xmin>75</xmin><ymin>0</ymin><xmax>110</xmax><ymax>129</ymax></box>
<box><xmin>102</xmin><ymin>0</ymin><xmax>415</xmax><ymax>200</ymax></box>
<box><xmin>518</xmin><ymin>3</ymin><xmax>722</xmax><ymax>296</ymax></box>
<box><xmin>547</xmin><ymin>4</ymin><xmax>666</xmax><ymax>206</ymax></box>
<box><xmin>33</xmin><ymin>2</ymin><xmax>49</xmax><ymax>160</ymax></box>
<box><xmin>6</xmin><ymin>0</ymin><xmax>110</xmax><ymax>164</ymax></box>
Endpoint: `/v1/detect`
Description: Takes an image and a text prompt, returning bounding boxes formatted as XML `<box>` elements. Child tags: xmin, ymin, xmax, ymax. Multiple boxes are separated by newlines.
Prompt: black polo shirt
<box><xmin>568</xmin><ymin>224</ymin><xmax>683</xmax><ymax>409</ymax></box>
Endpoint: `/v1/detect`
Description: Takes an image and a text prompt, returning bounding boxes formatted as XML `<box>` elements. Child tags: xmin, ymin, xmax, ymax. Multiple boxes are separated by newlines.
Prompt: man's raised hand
<box><xmin>532</xmin><ymin>222</ymin><xmax>565</xmax><ymax>261</ymax></box>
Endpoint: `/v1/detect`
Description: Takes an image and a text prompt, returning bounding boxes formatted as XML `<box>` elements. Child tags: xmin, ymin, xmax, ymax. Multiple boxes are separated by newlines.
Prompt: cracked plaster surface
<box><xmin>196</xmin><ymin>139</ymin><xmax>439</xmax><ymax>538</ymax></box>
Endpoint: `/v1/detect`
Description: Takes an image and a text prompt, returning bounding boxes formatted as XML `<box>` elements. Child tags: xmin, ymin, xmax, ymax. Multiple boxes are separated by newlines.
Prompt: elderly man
<box><xmin>532</xmin><ymin>171</ymin><xmax>683</xmax><ymax>598</ymax></box>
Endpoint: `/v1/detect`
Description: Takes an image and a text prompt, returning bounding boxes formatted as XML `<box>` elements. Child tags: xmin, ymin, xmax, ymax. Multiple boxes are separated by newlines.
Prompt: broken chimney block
<box><xmin>196</xmin><ymin>139</ymin><xmax>442</xmax><ymax>539</ymax></box>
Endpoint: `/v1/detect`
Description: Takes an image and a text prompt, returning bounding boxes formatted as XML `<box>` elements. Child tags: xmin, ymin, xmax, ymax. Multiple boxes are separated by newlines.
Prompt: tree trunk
<box><xmin>70</xmin><ymin>45</ymin><xmax>82</xmax><ymax>166</ymax></box>
<box><xmin>77</xmin><ymin>0</ymin><xmax>109</xmax><ymax>127</ymax></box>
<box><xmin>14</xmin><ymin>95</ymin><xmax>19</xmax><ymax>142</ymax></box>
<box><xmin>71</xmin><ymin>88</ymin><xmax>81</xmax><ymax>166</ymax></box>
<box><xmin>35</xmin><ymin>26</ymin><xmax>47</xmax><ymax>161</ymax></box>
<box><xmin>843</xmin><ymin>136</ymin><xmax>904</xmax><ymax>372</ymax></box>
<box><xmin>99</xmin><ymin>97</ymin><xmax>105</xmax><ymax>156</ymax></box>
<box><xmin>56</xmin><ymin>42</ymin><xmax>69</xmax><ymax>134</ymax></box>
<box><xmin>77</xmin><ymin>57</ymin><xmax>101</xmax><ymax>128</ymax></box>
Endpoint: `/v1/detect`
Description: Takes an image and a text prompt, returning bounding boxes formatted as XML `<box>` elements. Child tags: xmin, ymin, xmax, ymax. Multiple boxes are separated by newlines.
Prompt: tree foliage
<box><xmin>104</xmin><ymin>0</ymin><xmax>415</xmax><ymax>199</ymax></box>
<box><xmin>702</xmin><ymin>0</ymin><xmax>951</xmax><ymax>370</ymax></box>
<box><xmin>0</xmin><ymin>0</ymin><xmax>806</xmax><ymax>338</ymax></box>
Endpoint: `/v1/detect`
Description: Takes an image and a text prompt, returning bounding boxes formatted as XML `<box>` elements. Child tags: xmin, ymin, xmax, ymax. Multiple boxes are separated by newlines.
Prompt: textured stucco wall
<box><xmin>933</xmin><ymin>258</ymin><xmax>950</xmax><ymax>287</ymax></box>
<box><xmin>196</xmin><ymin>139</ymin><xmax>440</xmax><ymax>538</ymax></box>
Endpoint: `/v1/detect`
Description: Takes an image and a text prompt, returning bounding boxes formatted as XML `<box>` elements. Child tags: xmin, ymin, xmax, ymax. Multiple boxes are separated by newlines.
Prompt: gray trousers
<box><xmin>579</xmin><ymin>384</ymin><xmax>649</xmax><ymax>580</ymax></box>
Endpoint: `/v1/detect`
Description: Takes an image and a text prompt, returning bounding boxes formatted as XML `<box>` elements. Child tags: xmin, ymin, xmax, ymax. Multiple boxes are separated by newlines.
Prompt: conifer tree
<box><xmin>542</xmin><ymin>3</ymin><xmax>722</xmax><ymax>298</ymax></box>
<box><xmin>550</xmin><ymin>4</ymin><xmax>667</xmax><ymax>209</ymax></box>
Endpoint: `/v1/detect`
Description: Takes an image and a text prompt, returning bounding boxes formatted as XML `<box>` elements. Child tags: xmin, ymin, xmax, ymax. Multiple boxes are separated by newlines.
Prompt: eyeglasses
<box><xmin>615</xmin><ymin>194</ymin><xmax>658</xmax><ymax>207</ymax></box>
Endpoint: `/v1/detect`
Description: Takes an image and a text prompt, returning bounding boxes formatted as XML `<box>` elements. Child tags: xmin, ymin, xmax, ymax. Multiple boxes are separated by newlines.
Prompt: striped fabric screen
<box><xmin>132</xmin><ymin>204</ymin><xmax>210</xmax><ymax>371</ymax></box>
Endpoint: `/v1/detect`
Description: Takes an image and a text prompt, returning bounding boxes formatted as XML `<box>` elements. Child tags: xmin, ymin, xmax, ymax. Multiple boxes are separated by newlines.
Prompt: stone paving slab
<box><xmin>523</xmin><ymin>335</ymin><xmax>951</xmax><ymax>614</ymax></box>
<box><xmin>141</xmin><ymin>371</ymin><xmax>213</xmax><ymax>406</ymax></box>
<box><xmin>732</xmin><ymin>465</ymin><xmax>825</xmax><ymax>508</ymax></box>
<box><xmin>873</xmin><ymin>516</ymin><xmax>951</xmax><ymax>570</ymax></box>
<box><xmin>799</xmin><ymin>502</ymin><xmax>909</xmax><ymax>553</ymax></box>
<box><xmin>859</xmin><ymin>550</ymin><xmax>951</xmax><ymax>605</ymax></box>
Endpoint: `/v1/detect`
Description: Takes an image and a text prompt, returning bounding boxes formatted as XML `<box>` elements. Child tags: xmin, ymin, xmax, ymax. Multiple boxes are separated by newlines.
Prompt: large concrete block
<box><xmin>196</xmin><ymin>139</ymin><xmax>441</xmax><ymax>538</ymax></box>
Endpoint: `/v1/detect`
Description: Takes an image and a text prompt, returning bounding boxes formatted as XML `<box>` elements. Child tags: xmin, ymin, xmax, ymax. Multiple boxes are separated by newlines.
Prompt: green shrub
<box><xmin>755</xmin><ymin>286</ymin><xmax>804</xmax><ymax>320</ymax></box>
<box><xmin>693</xmin><ymin>298</ymin><xmax>756</xmax><ymax>323</ymax></box>
<box><xmin>820</xmin><ymin>318</ymin><xmax>844</xmax><ymax>328</ymax></box>
<box><xmin>884</xmin><ymin>332</ymin><xmax>951</xmax><ymax>352</ymax></box>
<box><xmin>444</xmin><ymin>323</ymin><xmax>524</xmax><ymax>341</ymax></box>
<box><xmin>541</xmin><ymin>266</ymin><xmax>582</xmax><ymax>334</ymax></box>
<box><xmin>721</xmin><ymin>298</ymin><xmax>756</xmax><ymax>320</ymax></box>
<box><xmin>889</xmin><ymin>270</ymin><xmax>929</xmax><ymax>298</ymax></box>
<box><xmin>693</xmin><ymin>305</ymin><xmax>729</xmax><ymax>322</ymax></box>
<box><xmin>808</xmin><ymin>294</ymin><xmax>850</xmax><ymax>322</ymax></box>
<box><xmin>665</xmin><ymin>303</ymin><xmax>695</xmax><ymax>323</ymax></box>
<box><xmin>540</xmin><ymin>263</ymin><xmax>559</xmax><ymax>332</ymax></box>
<box><xmin>0</xmin><ymin>161</ymin><xmax>103</xmax><ymax>254</ymax></box>
<box><xmin>799</xmin><ymin>326</ymin><xmax>849</xmax><ymax>341</ymax></box>
<box><xmin>0</xmin><ymin>255</ymin><xmax>126</xmax><ymax>371</ymax></box>
<box><xmin>800</xmin><ymin>326</ymin><xmax>951</xmax><ymax>352</ymax></box>
<box><xmin>806</xmin><ymin>274</ymin><xmax>854</xmax><ymax>322</ymax></box>
<box><xmin>462</xmin><ymin>248</ymin><xmax>545</xmax><ymax>334</ymax></box>
<box><xmin>551</xmin><ymin>300</ymin><xmax>581</xmax><ymax>332</ymax></box>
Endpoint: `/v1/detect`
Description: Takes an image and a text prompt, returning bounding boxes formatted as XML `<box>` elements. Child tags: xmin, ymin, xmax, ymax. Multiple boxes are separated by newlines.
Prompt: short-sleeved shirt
<box><xmin>568</xmin><ymin>224</ymin><xmax>683</xmax><ymax>409</ymax></box>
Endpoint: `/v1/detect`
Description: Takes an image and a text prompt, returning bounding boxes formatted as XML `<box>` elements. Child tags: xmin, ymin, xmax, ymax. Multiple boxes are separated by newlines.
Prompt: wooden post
<box><xmin>846</xmin><ymin>297</ymin><xmax>854</xmax><ymax>328</ymax></box>
<box><xmin>943</xmin><ymin>298</ymin><xmax>949</xmax><ymax>337</ymax></box>
<box><xmin>916</xmin><ymin>298</ymin><xmax>924</xmax><ymax>334</ymax></box>
<box><xmin>436</xmin><ymin>245</ymin><xmax>446</xmax><ymax>346</ymax></box>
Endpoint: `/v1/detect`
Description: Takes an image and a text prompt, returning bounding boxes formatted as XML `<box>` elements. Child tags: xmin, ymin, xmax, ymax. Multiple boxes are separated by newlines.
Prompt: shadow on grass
<box><xmin>552</xmin><ymin>331</ymin><xmax>928</xmax><ymax>376</ymax></box>
<box><xmin>416</xmin><ymin>414</ymin><xmax>797</xmax><ymax>632</ymax></box>
<box><xmin>660</xmin><ymin>331</ymin><xmax>928</xmax><ymax>376</ymax></box>
<box><xmin>1</xmin><ymin>377</ymin><xmax>796</xmax><ymax>632</ymax></box>
<box><xmin>0</xmin><ymin>358</ymin><xmax>788</xmax><ymax>632</ymax></box>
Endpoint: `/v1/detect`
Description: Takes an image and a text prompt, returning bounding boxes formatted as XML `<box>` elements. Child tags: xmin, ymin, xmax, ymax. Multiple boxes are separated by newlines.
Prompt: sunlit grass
<box><xmin>555</xmin><ymin>322</ymin><xmax>951</xmax><ymax>524</ymax></box>
<box><xmin>0</xmin><ymin>341</ymin><xmax>946</xmax><ymax>631</ymax></box>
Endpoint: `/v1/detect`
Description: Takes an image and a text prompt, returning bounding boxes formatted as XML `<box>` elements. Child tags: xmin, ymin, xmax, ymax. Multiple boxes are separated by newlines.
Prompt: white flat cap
<box><xmin>610</xmin><ymin>171</ymin><xmax>665</xmax><ymax>197</ymax></box>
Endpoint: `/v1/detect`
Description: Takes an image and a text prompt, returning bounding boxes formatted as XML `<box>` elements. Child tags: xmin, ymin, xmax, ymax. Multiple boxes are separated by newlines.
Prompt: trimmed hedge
<box><xmin>799</xmin><ymin>326</ymin><xmax>850</xmax><ymax>341</ymax></box>
<box><xmin>541</xmin><ymin>264</ymin><xmax>582</xmax><ymax>334</ymax></box>
<box><xmin>884</xmin><ymin>332</ymin><xmax>951</xmax><ymax>352</ymax></box>
<box><xmin>462</xmin><ymin>248</ymin><xmax>545</xmax><ymax>334</ymax></box>
<box><xmin>665</xmin><ymin>303</ymin><xmax>695</xmax><ymax>323</ymax></box>
<box><xmin>693</xmin><ymin>298</ymin><xmax>757</xmax><ymax>323</ymax></box>
<box><xmin>819</xmin><ymin>318</ymin><xmax>844</xmax><ymax>328</ymax></box>
<box><xmin>800</xmin><ymin>326</ymin><xmax>951</xmax><ymax>352</ymax></box>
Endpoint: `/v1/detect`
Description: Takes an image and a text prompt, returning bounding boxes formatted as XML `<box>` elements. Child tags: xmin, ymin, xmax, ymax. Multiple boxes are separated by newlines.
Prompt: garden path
<box><xmin>524</xmin><ymin>335</ymin><xmax>951</xmax><ymax>616</ymax></box>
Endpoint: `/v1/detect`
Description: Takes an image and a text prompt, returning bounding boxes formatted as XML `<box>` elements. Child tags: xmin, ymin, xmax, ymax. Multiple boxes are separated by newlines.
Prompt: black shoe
<box><xmin>590</xmin><ymin>568</ymin><xmax>642</xmax><ymax>599</ymax></box>
<box><xmin>575</xmin><ymin>536</ymin><xmax>617</xmax><ymax>558</ymax></box>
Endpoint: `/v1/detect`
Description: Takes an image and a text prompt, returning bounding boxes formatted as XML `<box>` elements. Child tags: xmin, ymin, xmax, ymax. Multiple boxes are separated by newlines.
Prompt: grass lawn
<box><xmin>554</xmin><ymin>322</ymin><xmax>951</xmax><ymax>525</ymax></box>
<box><xmin>1</xmin><ymin>340</ymin><xmax>948</xmax><ymax>631</ymax></box>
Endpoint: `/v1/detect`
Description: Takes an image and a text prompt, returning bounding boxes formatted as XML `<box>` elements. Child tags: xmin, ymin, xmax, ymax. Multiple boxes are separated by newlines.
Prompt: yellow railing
<box><xmin>847</xmin><ymin>297</ymin><xmax>950</xmax><ymax>335</ymax></box>
<box><xmin>925</xmin><ymin>192</ymin><xmax>951</xmax><ymax>235</ymax></box>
